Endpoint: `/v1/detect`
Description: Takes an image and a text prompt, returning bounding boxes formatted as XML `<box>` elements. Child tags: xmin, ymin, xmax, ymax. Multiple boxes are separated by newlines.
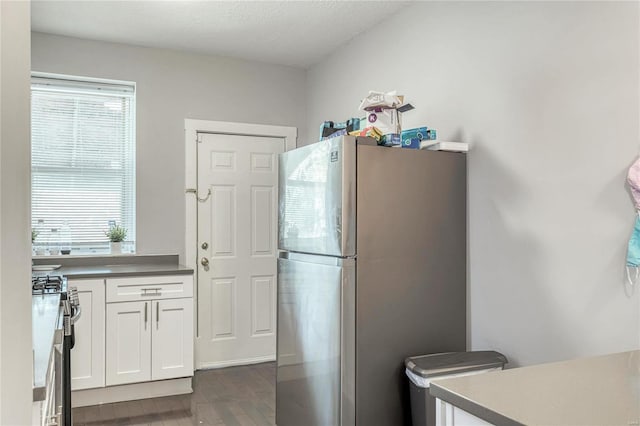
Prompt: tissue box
<box><xmin>401</xmin><ymin>127</ymin><xmax>437</xmax><ymax>144</ymax></box>
<box><xmin>401</xmin><ymin>137</ymin><xmax>421</xmax><ymax>149</ymax></box>
<box><xmin>319</xmin><ymin>118</ymin><xmax>362</xmax><ymax>140</ymax></box>
<box><xmin>381</xmin><ymin>133</ymin><xmax>401</xmax><ymax>146</ymax></box>
<box><xmin>401</xmin><ymin>127</ymin><xmax>427</xmax><ymax>142</ymax></box>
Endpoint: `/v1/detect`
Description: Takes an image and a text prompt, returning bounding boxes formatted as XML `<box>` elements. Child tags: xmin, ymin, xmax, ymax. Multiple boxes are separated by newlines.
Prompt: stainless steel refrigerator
<box><xmin>276</xmin><ymin>136</ymin><xmax>467</xmax><ymax>426</ymax></box>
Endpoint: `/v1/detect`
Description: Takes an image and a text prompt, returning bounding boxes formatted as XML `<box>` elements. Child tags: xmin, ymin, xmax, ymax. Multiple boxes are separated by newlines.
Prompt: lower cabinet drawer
<box><xmin>106</xmin><ymin>275</ymin><xmax>193</xmax><ymax>303</ymax></box>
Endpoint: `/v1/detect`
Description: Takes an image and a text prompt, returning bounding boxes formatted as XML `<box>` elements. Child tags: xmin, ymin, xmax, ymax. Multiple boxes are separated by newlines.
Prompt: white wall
<box><xmin>0</xmin><ymin>1</ymin><xmax>33</xmax><ymax>423</ymax></box>
<box><xmin>32</xmin><ymin>33</ymin><xmax>306</xmax><ymax>258</ymax></box>
<box><xmin>307</xmin><ymin>1</ymin><xmax>640</xmax><ymax>366</ymax></box>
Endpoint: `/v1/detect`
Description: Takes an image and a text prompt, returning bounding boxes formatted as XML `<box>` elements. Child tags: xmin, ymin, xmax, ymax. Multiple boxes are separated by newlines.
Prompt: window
<box><xmin>31</xmin><ymin>73</ymin><xmax>136</xmax><ymax>255</ymax></box>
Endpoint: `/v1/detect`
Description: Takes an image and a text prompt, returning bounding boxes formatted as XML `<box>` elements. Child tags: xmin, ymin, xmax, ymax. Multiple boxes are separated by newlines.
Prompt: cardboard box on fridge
<box><xmin>365</xmin><ymin>108</ymin><xmax>401</xmax><ymax>135</ymax></box>
<box><xmin>359</xmin><ymin>91</ymin><xmax>415</xmax><ymax>135</ymax></box>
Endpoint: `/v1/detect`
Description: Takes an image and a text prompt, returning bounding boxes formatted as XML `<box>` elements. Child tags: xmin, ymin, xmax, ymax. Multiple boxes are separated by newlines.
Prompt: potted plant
<box><xmin>31</xmin><ymin>229</ymin><xmax>45</xmax><ymax>255</ymax></box>
<box><xmin>105</xmin><ymin>225</ymin><xmax>127</xmax><ymax>254</ymax></box>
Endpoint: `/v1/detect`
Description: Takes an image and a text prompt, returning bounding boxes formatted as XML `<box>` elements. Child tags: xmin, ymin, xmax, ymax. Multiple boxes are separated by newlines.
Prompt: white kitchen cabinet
<box><xmin>436</xmin><ymin>398</ymin><xmax>491</xmax><ymax>426</ymax></box>
<box><xmin>69</xmin><ymin>278</ymin><xmax>105</xmax><ymax>390</ymax></box>
<box><xmin>104</xmin><ymin>275</ymin><xmax>194</xmax><ymax>387</ymax></box>
<box><xmin>151</xmin><ymin>298</ymin><xmax>194</xmax><ymax>380</ymax></box>
<box><xmin>105</xmin><ymin>301</ymin><xmax>152</xmax><ymax>386</ymax></box>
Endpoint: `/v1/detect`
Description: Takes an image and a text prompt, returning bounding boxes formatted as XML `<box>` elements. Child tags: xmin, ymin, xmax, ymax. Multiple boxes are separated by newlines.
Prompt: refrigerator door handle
<box><xmin>278</xmin><ymin>251</ymin><xmax>355</xmax><ymax>266</ymax></box>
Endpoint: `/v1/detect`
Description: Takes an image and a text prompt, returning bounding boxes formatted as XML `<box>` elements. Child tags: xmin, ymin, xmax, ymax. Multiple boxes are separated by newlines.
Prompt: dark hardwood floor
<box><xmin>73</xmin><ymin>362</ymin><xmax>276</xmax><ymax>426</ymax></box>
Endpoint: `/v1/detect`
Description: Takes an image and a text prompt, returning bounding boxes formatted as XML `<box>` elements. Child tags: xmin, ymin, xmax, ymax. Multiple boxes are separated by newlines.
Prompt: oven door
<box><xmin>62</xmin><ymin>304</ymin><xmax>81</xmax><ymax>426</ymax></box>
<box><xmin>52</xmin><ymin>340</ymin><xmax>63</xmax><ymax>426</ymax></box>
<box><xmin>41</xmin><ymin>322</ymin><xmax>63</xmax><ymax>426</ymax></box>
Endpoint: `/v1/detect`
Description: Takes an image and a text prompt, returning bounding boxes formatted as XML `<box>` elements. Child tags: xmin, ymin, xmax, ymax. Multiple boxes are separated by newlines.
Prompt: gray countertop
<box><xmin>430</xmin><ymin>350</ymin><xmax>640</xmax><ymax>426</ymax></box>
<box><xmin>50</xmin><ymin>263</ymin><xmax>193</xmax><ymax>279</ymax></box>
<box><xmin>32</xmin><ymin>293</ymin><xmax>62</xmax><ymax>402</ymax></box>
<box><xmin>33</xmin><ymin>254</ymin><xmax>193</xmax><ymax>279</ymax></box>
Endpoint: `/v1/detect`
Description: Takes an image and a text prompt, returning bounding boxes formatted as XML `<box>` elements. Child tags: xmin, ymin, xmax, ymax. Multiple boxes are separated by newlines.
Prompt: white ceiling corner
<box><xmin>31</xmin><ymin>0</ymin><xmax>413</xmax><ymax>68</ymax></box>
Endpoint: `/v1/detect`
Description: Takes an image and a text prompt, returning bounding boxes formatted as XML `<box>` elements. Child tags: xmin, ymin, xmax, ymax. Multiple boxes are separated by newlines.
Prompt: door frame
<box><xmin>184</xmin><ymin>119</ymin><xmax>297</xmax><ymax>364</ymax></box>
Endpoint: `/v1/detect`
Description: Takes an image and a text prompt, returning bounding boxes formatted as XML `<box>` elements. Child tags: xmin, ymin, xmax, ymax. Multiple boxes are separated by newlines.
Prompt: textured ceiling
<box><xmin>31</xmin><ymin>1</ymin><xmax>412</xmax><ymax>68</ymax></box>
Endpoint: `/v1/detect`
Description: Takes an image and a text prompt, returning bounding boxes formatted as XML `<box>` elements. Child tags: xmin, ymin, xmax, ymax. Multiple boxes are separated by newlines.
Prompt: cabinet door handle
<box><xmin>144</xmin><ymin>302</ymin><xmax>148</xmax><ymax>329</ymax></box>
<box><xmin>141</xmin><ymin>288</ymin><xmax>162</xmax><ymax>297</ymax></box>
<box><xmin>156</xmin><ymin>301</ymin><xmax>159</xmax><ymax>329</ymax></box>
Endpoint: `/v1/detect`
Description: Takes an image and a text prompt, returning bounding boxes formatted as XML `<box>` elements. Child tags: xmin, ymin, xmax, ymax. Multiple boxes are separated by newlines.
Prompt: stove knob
<box><xmin>68</xmin><ymin>286</ymin><xmax>80</xmax><ymax>305</ymax></box>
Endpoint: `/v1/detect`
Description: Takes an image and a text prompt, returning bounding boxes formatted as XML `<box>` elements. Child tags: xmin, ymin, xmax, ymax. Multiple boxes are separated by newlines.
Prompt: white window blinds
<box><xmin>31</xmin><ymin>73</ymin><xmax>136</xmax><ymax>254</ymax></box>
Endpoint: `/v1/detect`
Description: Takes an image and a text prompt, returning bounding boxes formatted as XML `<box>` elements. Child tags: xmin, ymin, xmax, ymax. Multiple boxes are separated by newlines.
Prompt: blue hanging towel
<box><xmin>628</xmin><ymin>215</ymin><xmax>640</xmax><ymax>267</ymax></box>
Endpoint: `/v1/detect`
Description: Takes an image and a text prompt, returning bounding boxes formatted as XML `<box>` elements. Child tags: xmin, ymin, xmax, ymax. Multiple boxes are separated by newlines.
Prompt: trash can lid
<box><xmin>404</xmin><ymin>351</ymin><xmax>508</xmax><ymax>379</ymax></box>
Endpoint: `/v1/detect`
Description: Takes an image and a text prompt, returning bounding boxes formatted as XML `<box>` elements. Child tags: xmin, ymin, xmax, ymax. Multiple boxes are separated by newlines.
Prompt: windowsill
<box><xmin>33</xmin><ymin>252</ymin><xmax>138</xmax><ymax>260</ymax></box>
<box><xmin>32</xmin><ymin>243</ymin><xmax>137</xmax><ymax>258</ymax></box>
<box><xmin>32</xmin><ymin>253</ymin><xmax>182</xmax><ymax>269</ymax></box>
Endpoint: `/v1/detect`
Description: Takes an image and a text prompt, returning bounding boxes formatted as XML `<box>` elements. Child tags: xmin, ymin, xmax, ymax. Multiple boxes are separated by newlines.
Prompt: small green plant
<box><xmin>105</xmin><ymin>225</ymin><xmax>127</xmax><ymax>243</ymax></box>
<box><xmin>32</xmin><ymin>229</ymin><xmax>39</xmax><ymax>243</ymax></box>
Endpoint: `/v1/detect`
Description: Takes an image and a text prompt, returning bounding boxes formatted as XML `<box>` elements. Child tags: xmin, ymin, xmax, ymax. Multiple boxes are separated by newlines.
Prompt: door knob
<box><xmin>201</xmin><ymin>257</ymin><xmax>209</xmax><ymax>267</ymax></box>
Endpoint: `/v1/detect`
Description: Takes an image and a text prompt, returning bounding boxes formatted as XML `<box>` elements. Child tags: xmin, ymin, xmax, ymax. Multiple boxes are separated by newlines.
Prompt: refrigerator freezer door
<box><xmin>276</xmin><ymin>253</ymin><xmax>355</xmax><ymax>426</ymax></box>
<box><xmin>278</xmin><ymin>136</ymin><xmax>359</xmax><ymax>257</ymax></box>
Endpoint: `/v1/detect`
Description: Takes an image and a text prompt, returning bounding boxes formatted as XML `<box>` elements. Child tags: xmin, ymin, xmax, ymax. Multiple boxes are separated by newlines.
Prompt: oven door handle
<box><xmin>70</xmin><ymin>305</ymin><xmax>82</xmax><ymax>324</ymax></box>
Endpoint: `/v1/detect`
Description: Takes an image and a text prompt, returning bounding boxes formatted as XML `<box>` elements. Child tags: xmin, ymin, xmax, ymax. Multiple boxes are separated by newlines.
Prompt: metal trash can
<box><xmin>405</xmin><ymin>351</ymin><xmax>508</xmax><ymax>426</ymax></box>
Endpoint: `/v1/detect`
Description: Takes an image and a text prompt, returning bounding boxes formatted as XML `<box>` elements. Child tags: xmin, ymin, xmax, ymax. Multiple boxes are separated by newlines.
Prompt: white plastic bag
<box><xmin>405</xmin><ymin>366</ymin><xmax>503</xmax><ymax>388</ymax></box>
<box><xmin>358</xmin><ymin>90</ymin><xmax>403</xmax><ymax>111</ymax></box>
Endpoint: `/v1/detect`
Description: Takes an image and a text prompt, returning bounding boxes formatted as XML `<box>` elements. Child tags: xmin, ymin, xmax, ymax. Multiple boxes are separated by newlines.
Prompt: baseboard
<box><xmin>72</xmin><ymin>377</ymin><xmax>193</xmax><ymax>407</ymax></box>
<box><xmin>197</xmin><ymin>354</ymin><xmax>275</xmax><ymax>370</ymax></box>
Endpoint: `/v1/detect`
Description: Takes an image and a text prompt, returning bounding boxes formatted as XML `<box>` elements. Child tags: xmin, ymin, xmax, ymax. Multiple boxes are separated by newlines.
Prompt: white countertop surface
<box><xmin>430</xmin><ymin>350</ymin><xmax>640</xmax><ymax>426</ymax></box>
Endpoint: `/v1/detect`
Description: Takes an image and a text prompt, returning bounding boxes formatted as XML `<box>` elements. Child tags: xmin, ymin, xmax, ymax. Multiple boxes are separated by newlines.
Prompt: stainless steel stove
<box><xmin>32</xmin><ymin>273</ymin><xmax>81</xmax><ymax>426</ymax></box>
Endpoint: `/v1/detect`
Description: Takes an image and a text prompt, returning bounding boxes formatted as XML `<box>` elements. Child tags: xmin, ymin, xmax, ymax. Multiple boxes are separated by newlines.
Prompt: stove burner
<box><xmin>32</xmin><ymin>274</ymin><xmax>65</xmax><ymax>295</ymax></box>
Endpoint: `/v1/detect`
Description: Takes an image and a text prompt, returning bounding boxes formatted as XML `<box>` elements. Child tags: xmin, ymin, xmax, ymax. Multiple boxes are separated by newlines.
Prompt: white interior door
<box><xmin>196</xmin><ymin>132</ymin><xmax>284</xmax><ymax>368</ymax></box>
